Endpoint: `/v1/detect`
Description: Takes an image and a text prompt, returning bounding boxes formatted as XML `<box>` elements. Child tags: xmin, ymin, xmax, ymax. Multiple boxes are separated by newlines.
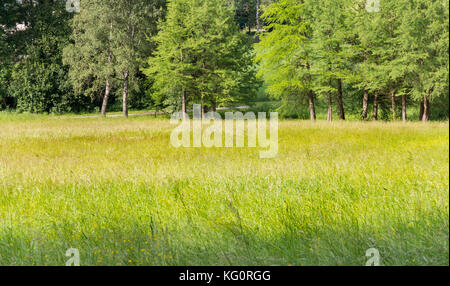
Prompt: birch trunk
<box><xmin>422</xmin><ymin>95</ymin><xmax>430</xmax><ymax>122</ymax></box>
<box><xmin>122</xmin><ymin>71</ymin><xmax>129</xmax><ymax>118</ymax></box>
<box><xmin>101</xmin><ymin>21</ymin><xmax>113</xmax><ymax>117</ymax></box>
<box><xmin>308</xmin><ymin>91</ymin><xmax>316</xmax><ymax>121</ymax></box>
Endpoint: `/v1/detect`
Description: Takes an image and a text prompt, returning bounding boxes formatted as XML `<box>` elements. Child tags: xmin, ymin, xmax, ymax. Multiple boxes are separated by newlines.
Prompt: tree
<box><xmin>63</xmin><ymin>0</ymin><xmax>117</xmax><ymax>116</ymax></box>
<box><xmin>64</xmin><ymin>0</ymin><xmax>165</xmax><ymax>116</ymax></box>
<box><xmin>235</xmin><ymin>0</ymin><xmax>257</xmax><ymax>31</ymax></box>
<box><xmin>144</xmin><ymin>0</ymin><xmax>258</xmax><ymax>119</ymax></box>
<box><xmin>191</xmin><ymin>0</ymin><xmax>259</xmax><ymax>115</ymax></box>
<box><xmin>1</xmin><ymin>0</ymin><xmax>448</xmax><ymax>119</ymax></box>
<box><xmin>143</xmin><ymin>0</ymin><xmax>194</xmax><ymax>119</ymax></box>
<box><xmin>111</xmin><ymin>0</ymin><xmax>165</xmax><ymax>117</ymax></box>
<box><xmin>234</xmin><ymin>0</ymin><xmax>273</xmax><ymax>33</ymax></box>
<box><xmin>255</xmin><ymin>0</ymin><xmax>317</xmax><ymax>120</ymax></box>
<box><xmin>5</xmin><ymin>0</ymin><xmax>78</xmax><ymax>113</ymax></box>
<box><xmin>309</xmin><ymin>0</ymin><xmax>353</xmax><ymax>121</ymax></box>
<box><xmin>395</xmin><ymin>0</ymin><xmax>449</xmax><ymax>121</ymax></box>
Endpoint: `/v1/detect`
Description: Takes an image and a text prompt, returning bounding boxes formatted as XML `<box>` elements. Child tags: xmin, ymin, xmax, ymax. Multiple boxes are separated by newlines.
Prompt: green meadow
<box><xmin>0</xmin><ymin>114</ymin><xmax>448</xmax><ymax>266</ymax></box>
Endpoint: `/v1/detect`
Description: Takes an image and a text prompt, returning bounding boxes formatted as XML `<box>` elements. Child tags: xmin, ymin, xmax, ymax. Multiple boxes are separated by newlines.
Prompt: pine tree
<box><xmin>143</xmin><ymin>0</ymin><xmax>195</xmax><ymax>119</ymax></box>
<box><xmin>309</xmin><ymin>0</ymin><xmax>353</xmax><ymax>121</ymax></box>
<box><xmin>395</xmin><ymin>0</ymin><xmax>449</xmax><ymax>121</ymax></box>
<box><xmin>255</xmin><ymin>0</ymin><xmax>316</xmax><ymax>120</ymax></box>
<box><xmin>144</xmin><ymin>0</ymin><xmax>258</xmax><ymax>119</ymax></box>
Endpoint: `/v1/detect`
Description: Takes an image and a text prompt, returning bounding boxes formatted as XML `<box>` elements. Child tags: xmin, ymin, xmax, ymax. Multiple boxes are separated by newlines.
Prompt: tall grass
<box><xmin>0</xmin><ymin>114</ymin><xmax>448</xmax><ymax>265</ymax></box>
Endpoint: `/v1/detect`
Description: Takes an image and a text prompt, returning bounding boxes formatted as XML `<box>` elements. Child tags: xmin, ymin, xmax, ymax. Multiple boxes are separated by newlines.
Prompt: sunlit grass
<box><xmin>0</xmin><ymin>114</ymin><xmax>448</xmax><ymax>266</ymax></box>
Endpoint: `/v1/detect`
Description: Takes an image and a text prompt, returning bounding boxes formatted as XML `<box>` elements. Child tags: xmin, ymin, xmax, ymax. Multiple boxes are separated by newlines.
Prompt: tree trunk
<box><xmin>327</xmin><ymin>92</ymin><xmax>332</xmax><ymax>122</ymax></box>
<box><xmin>122</xmin><ymin>71</ymin><xmax>129</xmax><ymax>118</ymax></box>
<box><xmin>419</xmin><ymin>101</ymin><xmax>424</xmax><ymax>121</ymax></box>
<box><xmin>201</xmin><ymin>97</ymin><xmax>205</xmax><ymax>120</ymax></box>
<box><xmin>181</xmin><ymin>86</ymin><xmax>186</xmax><ymax>120</ymax></box>
<box><xmin>422</xmin><ymin>95</ymin><xmax>430</xmax><ymax>122</ymax></box>
<box><xmin>180</xmin><ymin>47</ymin><xmax>186</xmax><ymax>120</ymax></box>
<box><xmin>401</xmin><ymin>94</ymin><xmax>407</xmax><ymax>122</ymax></box>
<box><xmin>201</xmin><ymin>58</ymin><xmax>206</xmax><ymax>120</ymax></box>
<box><xmin>361</xmin><ymin>89</ymin><xmax>369</xmax><ymax>120</ymax></box>
<box><xmin>372</xmin><ymin>92</ymin><xmax>378</xmax><ymax>121</ymax></box>
<box><xmin>101</xmin><ymin>79</ymin><xmax>110</xmax><ymax>117</ymax></box>
<box><xmin>101</xmin><ymin>21</ymin><xmax>113</xmax><ymax>117</ymax></box>
<box><xmin>211</xmin><ymin>97</ymin><xmax>216</xmax><ymax>112</ymax></box>
<box><xmin>391</xmin><ymin>92</ymin><xmax>396</xmax><ymax>120</ymax></box>
<box><xmin>337</xmin><ymin>79</ymin><xmax>345</xmax><ymax>120</ymax></box>
<box><xmin>308</xmin><ymin>91</ymin><xmax>316</xmax><ymax>121</ymax></box>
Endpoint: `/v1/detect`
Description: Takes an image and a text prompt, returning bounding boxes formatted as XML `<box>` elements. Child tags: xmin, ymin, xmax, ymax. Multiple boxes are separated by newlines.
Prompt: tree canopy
<box><xmin>0</xmin><ymin>0</ymin><xmax>448</xmax><ymax>121</ymax></box>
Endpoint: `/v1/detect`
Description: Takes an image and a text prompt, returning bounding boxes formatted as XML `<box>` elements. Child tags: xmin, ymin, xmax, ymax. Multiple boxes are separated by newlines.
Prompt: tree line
<box><xmin>256</xmin><ymin>0</ymin><xmax>449</xmax><ymax>121</ymax></box>
<box><xmin>0</xmin><ymin>0</ymin><xmax>448</xmax><ymax>121</ymax></box>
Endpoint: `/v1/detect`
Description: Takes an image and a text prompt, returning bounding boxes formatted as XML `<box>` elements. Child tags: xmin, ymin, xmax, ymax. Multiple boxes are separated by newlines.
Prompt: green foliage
<box><xmin>0</xmin><ymin>65</ymin><xmax>12</xmax><ymax>109</ymax></box>
<box><xmin>0</xmin><ymin>0</ymin><xmax>28</xmax><ymax>63</ymax></box>
<box><xmin>308</xmin><ymin>0</ymin><xmax>352</xmax><ymax>100</ymax></box>
<box><xmin>9</xmin><ymin>61</ymin><xmax>71</xmax><ymax>113</ymax></box>
<box><xmin>63</xmin><ymin>0</ymin><xmax>165</xmax><ymax>113</ymax></box>
<box><xmin>111</xmin><ymin>0</ymin><xmax>166</xmax><ymax>103</ymax></box>
<box><xmin>143</xmin><ymin>0</ymin><xmax>194</xmax><ymax>109</ymax></box>
<box><xmin>5</xmin><ymin>1</ymin><xmax>81</xmax><ymax>113</ymax></box>
<box><xmin>255</xmin><ymin>0</ymin><xmax>314</xmax><ymax>113</ymax></box>
<box><xmin>256</xmin><ymin>0</ymin><xmax>449</xmax><ymax>120</ymax></box>
<box><xmin>394</xmin><ymin>0</ymin><xmax>449</xmax><ymax>102</ymax></box>
<box><xmin>1</xmin><ymin>0</ymin><xmax>448</xmax><ymax>119</ymax></box>
<box><xmin>144</xmin><ymin>0</ymin><xmax>259</xmax><ymax>111</ymax></box>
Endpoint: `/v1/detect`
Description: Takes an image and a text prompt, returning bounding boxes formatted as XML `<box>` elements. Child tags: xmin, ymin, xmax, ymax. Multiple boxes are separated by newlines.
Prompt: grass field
<box><xmin>0</xmin><ymin>113</ymin><xmax>448</xmax><ymax>266</ymax></box>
